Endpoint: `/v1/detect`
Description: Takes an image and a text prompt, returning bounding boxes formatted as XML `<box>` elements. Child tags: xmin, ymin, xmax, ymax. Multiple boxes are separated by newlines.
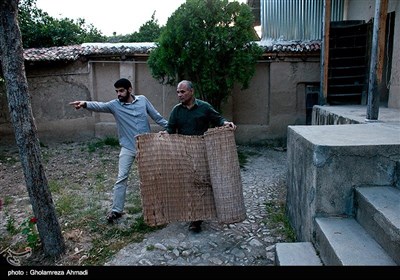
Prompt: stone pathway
<box><xmin>105</xmin><ymin>146</ymin><xmax>288</xmax><ymax>266</ymax></box>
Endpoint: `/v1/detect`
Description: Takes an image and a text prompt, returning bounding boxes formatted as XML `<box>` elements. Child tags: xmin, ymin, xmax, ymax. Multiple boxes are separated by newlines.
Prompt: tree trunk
<box><xmin>0</xmin><ymin>0</ymin><xmax>65</xmax><ymax>257</ymax></box>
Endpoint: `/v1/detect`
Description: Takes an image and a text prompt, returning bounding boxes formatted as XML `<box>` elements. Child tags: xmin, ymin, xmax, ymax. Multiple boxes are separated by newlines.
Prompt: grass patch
<box><xmin>48</xmin><ymin>138</ymin><xmax>148</xmax><ymax>265</ymax></box>
<box><xmin>146</xmin><ymin>244</ymin><xmax>155</xmax><ymax>251</ymax></box>
<box><xmin>6</xmin><ymin>215</ymin><xmax>18</xmax><ymax>234</ymax></box>
<box><xmin>0</xmin><ymin>154</ymin><xmax>19</xmax><ymax>164</ymax></box>
<box><xmin>124</xmin><ymin>193</ymin><xmax>142</xmax><ymax>215</ymax></box>
<box><xmin>237</xmin><ymin>148</ymin><xmax>259</xmax><ymax>168</ymax></box>
<box><xmin>92</xmin><ymin>172</ymin><xmax>107</xmax><ymax>183</ymax></box>
<box><xmin>56</xmin><ymin>193</ymin><xmax>86</xmax><ymax>216</ymax></box>
<box><xmin>2</xmin><ymin>196</ymin><xmax>14</xmax><ymax>206</ymax></box>
<box><xmin>48</xmin><ymin>179</ymin><xmax>62</xmax><ymax>194</ymax></box>
<box><xmin>40</xmin><ymin>148</ymin><xmax>52</xmax><ymax>163</ymax></box>
<box><xmin>130</xmin><ymin>216</ymin><xmax>162</xmax><ymax>233</ymax></box>
<box><xmin>103</xmin><ymin>137</ymin><xmax>119</xmax><ymax>147</ymax></box>
<box><xmin>87</xmin><ymin>140</ymin><xmax>105</xmax><ymax>153</ymax></box>
<box><xmin>87</xmin><ymin>136</ymin><xmax>119</xmax><ymax>153</ymax></box>
<box><xmin>2</xmin><ymin>139</ymin><xmax>279</xmax><ymax>266</ymax></box>
<box><xmin>81</xmin><ymin>215</ymin><xmax>161</xmax><ymax>265</ymax></box>
<box><xmin>264</xmin><ymin>201</ymin><xmax>296</xmax><ymax>242</ymax></box>
<box><xmin>237</xmin><ymin>150</ymin><xmax>248</xmax><ymax>168</ymax></box>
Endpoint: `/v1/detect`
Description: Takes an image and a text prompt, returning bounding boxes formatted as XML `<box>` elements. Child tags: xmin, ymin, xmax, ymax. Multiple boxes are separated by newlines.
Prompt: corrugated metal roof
<box><xmin>23</xmin><ymin>41</ymin><xmax>321</xmax><ymax>62</ymax></box>
<box><xmin>260</xmin><ymin>0</ymin><xmax>344</xmax><ymax>41</ymax></box>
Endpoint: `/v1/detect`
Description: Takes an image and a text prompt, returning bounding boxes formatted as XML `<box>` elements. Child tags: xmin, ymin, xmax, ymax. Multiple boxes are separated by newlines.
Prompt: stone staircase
<box><xmin>275</xmin><ymin>105</ymin><xmax>400</xmax><ymax>266</ymax></box>
<box><xmin>276</xmin><ymin>183</ymin><xmax>399</xmax><ymax>266</ymax></box>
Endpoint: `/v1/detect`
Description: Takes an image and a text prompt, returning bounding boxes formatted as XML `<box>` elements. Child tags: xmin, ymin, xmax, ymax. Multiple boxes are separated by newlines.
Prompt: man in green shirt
<box><xmin>166</xmin><ymin>80</ymin><xmax>236</xmax><ymax>232</ymax></box>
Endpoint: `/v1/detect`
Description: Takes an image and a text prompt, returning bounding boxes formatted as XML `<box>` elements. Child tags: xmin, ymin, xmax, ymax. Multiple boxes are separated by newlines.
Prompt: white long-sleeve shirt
<box><xmin>86</xmin><ymin>95</ymin><xmax>167</xmax><ymax>153</ymax></box>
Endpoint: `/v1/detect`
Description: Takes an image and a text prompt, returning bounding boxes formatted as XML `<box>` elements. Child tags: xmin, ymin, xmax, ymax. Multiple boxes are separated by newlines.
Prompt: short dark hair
<box><xmin>114</xmin><ymin>78</ymin><xmax>132</xmax><ymax>90</ymax></box>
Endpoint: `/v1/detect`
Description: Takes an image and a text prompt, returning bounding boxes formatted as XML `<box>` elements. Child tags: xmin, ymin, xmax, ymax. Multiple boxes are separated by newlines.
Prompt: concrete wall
<box><xmin>345</xmin><ymin>0</ymin><xmax>400</xmax><ymax>109</ymax></box>
<box><xmin>269</xmin><ymin>60</ymin><xmax>320</xmax><ymax>137</ymax></box>
<box><xmin>0</xmin><ymin>55</ymin><xmax>320</xmax><ymax>145</ymax></box>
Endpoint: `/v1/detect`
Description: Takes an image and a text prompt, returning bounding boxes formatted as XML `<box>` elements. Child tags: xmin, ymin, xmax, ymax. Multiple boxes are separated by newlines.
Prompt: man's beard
<box><xmin>118</xmin><ymin>92</ymin><xmax>130</xmax><ymax>103</ymax></box>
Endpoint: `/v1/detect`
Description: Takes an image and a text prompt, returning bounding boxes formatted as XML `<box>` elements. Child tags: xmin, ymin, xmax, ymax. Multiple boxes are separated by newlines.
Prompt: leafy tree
<box><xmin>147</xmin><ymin>0</ymin><xmax>262</xmax><ymax>111</ymax></box>
<box><xmin>18</xmin><ymin>0</ymin><xmax>105</xmax><ymax>48</ymax></box>
<box><xmin>113</xmin><ymin>11</ymin><xmax>164</xmax><ymax>43</ymax></box>
<box><xmin>0</xmin><ymin>0</ymin><xmax>65</xmax><ymax>257</ymax></box>
<box><xmin>134</xmin><ymin>11</ymin><xmax>164</xmax><ymax>42</ymax></box>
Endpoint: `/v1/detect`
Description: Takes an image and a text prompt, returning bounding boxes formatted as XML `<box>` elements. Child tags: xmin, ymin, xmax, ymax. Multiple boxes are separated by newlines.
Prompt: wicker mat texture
<box><xmin>136</xmin><ymin>127</ymin><xmax>246</xmax><ymax>226</ymax></box>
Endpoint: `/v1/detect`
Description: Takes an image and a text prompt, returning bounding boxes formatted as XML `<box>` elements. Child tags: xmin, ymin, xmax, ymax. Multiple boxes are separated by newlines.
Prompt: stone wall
<box><xmin>0</xmin><ymin>56</ymin><xmax>320</xmax><ymax>145</ymax></box>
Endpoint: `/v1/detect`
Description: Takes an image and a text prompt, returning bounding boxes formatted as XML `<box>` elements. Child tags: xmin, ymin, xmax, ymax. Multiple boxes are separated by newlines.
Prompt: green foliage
<box><xmin>0</xmin><ymin>154</ymin><xmax>18</xmax><ymax>164</ymax></box>
<box><xmin>265</xmin><ymin>201</ymin><xmax>296</xmax><ymax>242</ymax></box>
<box><xmin>0</xmin><ymin>141</ymin><xmax>157</xmax><ymax>265</ymax></box>
<box><xmin>56</xmin><ymin>193</ymin><xmax>85</xmax><ymax>216</ymax></box>
<box><xmin>131</xmin><ymin>216</ymin><xmax>161</xmax><ymax>233</ymax></box>
<box><xmin>87</xmin><ymin>136</ymin><xmax>119</xmax><ymax>153</ymax></box>
<box><xmin>5</xmin><ymin>214</ymin><xmax>40</xmax><ymax>250</ymax></box>
<box><xmin>146</xmin><ymin>244</ymin><xmax>156</xmax><ymax>251</ymax></box>
<box><xmin>20</xmin><ymin>217</ymin><xmax>40</xmax><ymax>249</ymax></box>
<box><xmin>48</xmin><ymin>179</ymin><xmax>62</xmax><ymax>194</ymax></box>
<box><xmin>103</xmin><ymin>136</ymin><xmax>119</xmax><ymax>147</ymax></box>
<box><xmin>2</xmin><ymin>196</ymin><xmax>14</xmax><ymax>207</ymax></box>
<box><xmin>148</xmin><ymin>0</ymin><xmax>263</xmax><ymax>111</ymax></box>
<box><xmin>80</xmin><ymin>215</ymin><xmax>161</xmax><ymax>265</ymax></box>
<box><xmin>237</xmin><ymin>150</ymin><xmax>248</xmax><ymax>168</ymax></box>
<box><xmin>17</xmin><ymin>0</ymin><xmax>164</xmax><ymax>47</ymax></box>
<box><xmin>124</xmin><ymin>193</ymin><xmax>143</xmax><ymax>214</ymax></box>
<box><xmin>18</xmin><ymin>0</ymin><xmax>105</xmax><ymax>48</ymax></box>
<box><xmin>116</xmin><ymin>11</ymin><xmax>164</xmax><ymax>43</ymax></box>
<box><xmin>6</xmin><ymin>215</ymin><xmax>18</xmax><ymax>235</ymax></box>
<box><xmin>237</xmin><ymin>147</ymin><xmax>260</xmax><ymax>168</ymax></box>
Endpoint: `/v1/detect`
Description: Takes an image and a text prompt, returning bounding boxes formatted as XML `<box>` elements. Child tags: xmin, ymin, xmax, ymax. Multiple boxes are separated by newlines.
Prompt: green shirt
<box><xmin>167</xmin><ymin>99</ymin><xmax>226</xmax><ymax>135</ymax></box>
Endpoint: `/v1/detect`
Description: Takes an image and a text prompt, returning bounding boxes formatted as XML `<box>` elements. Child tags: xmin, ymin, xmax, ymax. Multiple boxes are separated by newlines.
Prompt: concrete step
<box><xmin>315</xmin><ymin>217</ymin><xmax>396</xmax><ymax>265</ymax></box>
<box><xmin>275</xmin><ymin>242</ymin><xmax>323</xmax><ymax>266</ymax></box>
<box><xmin>355</xmin><ymin>186</ymin><xmax>400</xmax><ymax>265</ymax></box>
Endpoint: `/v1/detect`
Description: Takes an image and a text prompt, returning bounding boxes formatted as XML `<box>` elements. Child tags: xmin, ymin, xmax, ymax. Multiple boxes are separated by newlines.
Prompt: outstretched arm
<box><xmin>144</xmin><ymin>97</ymin><xmax>168</xmax><ymax>129</ymax></box>
<box><xmin>69</xmin><ymin>101</ymin><xmax>87</xmax><ymax>110</ymax></box>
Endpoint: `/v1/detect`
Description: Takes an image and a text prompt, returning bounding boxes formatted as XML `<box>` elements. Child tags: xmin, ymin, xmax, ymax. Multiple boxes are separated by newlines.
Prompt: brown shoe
<box><xmin>107</xmin><ymin>211</ymin><xmax>123</xmax><ymax>223</ymax></box>
<box><xmin>189</xmin><ymin>220</ymin><xmax>202</xmax><ymax>233</ymax></box>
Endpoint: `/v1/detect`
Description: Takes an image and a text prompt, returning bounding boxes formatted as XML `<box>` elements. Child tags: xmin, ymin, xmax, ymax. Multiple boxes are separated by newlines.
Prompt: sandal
<box><xmin>107</xmin><ymin>211</ymin><xmax>123</xmax><ymax>223</ymax></box>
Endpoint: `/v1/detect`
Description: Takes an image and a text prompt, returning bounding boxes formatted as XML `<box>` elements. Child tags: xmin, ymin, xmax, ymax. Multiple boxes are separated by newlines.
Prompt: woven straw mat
<box><xmin>136</xmin><ymin>127</ymin><xmax>246</xmax><ymax>226</ymax></box>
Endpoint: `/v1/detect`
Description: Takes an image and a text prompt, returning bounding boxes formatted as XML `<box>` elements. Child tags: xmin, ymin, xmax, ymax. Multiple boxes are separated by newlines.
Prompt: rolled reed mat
<box><xmin>136</xmin><ymin>133</ymin><xmax>216</xmax><ymax>226</ymax></box>
<box><xmin>204</xmin><ymin>127</ymin><xmax>246</xmax><ymax>223</ymax></box>
<box><xmin>136</xmin><ymin>128</ymin><xmax>246</xmax><ymax>226</ymax></box>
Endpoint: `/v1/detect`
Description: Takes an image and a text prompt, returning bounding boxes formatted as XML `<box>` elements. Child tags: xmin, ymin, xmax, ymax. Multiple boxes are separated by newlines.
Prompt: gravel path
<box><xmin>105</xmin><ymin>146</ymin><xmax>288</xmax><ymax>266</ymax></box>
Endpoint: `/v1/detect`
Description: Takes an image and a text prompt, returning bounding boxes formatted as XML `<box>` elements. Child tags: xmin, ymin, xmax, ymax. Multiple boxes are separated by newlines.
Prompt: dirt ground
<box><xmin>0</xmin><ymin>140</ymin><xmax>289</xmax><ymax>267</ymax></box>
<box><xmin>0</xmin><ymin>140</ymin><xmax>122</xmax><ymax>266</ymax></box>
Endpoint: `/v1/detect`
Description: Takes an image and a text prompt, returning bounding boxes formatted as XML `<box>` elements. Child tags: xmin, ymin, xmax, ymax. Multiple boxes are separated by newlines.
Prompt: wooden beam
<box><xmin>366</xmin><ymin>0</ymin><xmax>388</xmax><ymax>120</ymax></box>
<box><xmin>320</xmin><ymin>0</ymin><xmax>331</xmax><ymax>105</ymax></box>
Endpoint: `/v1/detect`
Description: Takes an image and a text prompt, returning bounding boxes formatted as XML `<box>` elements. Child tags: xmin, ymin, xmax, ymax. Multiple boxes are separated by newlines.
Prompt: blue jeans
<box><xmin>111</xmin><ymin>147</ymin><xmax>136</xmax><ymax>213</ymax></box>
